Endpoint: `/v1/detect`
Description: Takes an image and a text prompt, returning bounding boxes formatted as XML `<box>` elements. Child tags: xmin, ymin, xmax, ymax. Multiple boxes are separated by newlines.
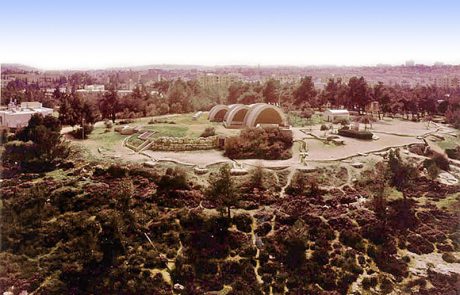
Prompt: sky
<box><xmin>1</xmin><ymin>0</ymin><xmax>459</xmax><ymax>70</ymax></box>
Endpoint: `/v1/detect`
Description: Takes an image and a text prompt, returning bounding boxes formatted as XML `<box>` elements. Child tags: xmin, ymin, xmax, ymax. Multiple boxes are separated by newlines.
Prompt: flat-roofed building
<box><xmin>0</xmin><ymin>101</ymin><xmax>53</xmax><ymax>129</ymax></box>
<box><xmin>323</xmin><ymin>109</ymin><xmax>350</xmax><ymax>122</ymax></box>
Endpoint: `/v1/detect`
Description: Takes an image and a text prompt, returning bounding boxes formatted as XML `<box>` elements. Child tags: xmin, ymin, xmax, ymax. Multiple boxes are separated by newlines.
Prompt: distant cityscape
<box><xmin>2</xmin><ymin>62</ymin><xmax>460</xmax><ymax>95</ymax></box>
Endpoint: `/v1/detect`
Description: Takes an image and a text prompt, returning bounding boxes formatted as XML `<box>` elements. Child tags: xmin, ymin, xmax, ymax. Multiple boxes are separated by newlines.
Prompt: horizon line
<box><xmin>2</xmin><ymin>61</ymin><xmax>460</xmax><ymax>72</ymax></box>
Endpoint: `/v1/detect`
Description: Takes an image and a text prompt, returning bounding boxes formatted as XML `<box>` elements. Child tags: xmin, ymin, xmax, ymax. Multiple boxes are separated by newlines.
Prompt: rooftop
<box><xmin>326</xmin><ymin>109</ymin><xmax>349</xmax><ymax>114</ymax></box>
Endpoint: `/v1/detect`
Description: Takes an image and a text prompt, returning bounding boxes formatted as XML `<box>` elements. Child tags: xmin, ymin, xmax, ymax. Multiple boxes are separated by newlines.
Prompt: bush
<box><xmin>300</xmin><ymin>109</ymin><xmax>314</xmax><ymax>119</ymax></box>
<box><xmin>426</xmin><ymin>161</ymin><xmax>440</xmax><ymax>179</ymax></box>
<box><xmin>156</xmin><ymin>167</ymin><xmax>189</xmax><ymax>196</ymax></box>
<box><xmin>320</xmin><ymin>124</ymin><xmax>329</xmax><ymax>131</ymax></box>
<box><xmin>233</xmin><ymin>213</ymin><xmax>252</xmax><ymax>233</ymax></box>
<box><xmin>2</xmin><ymin>114</ymin><xmax>68</xmax><ymax>172</ymax></box>
<box><xmin>338</xmin><ymin>128</ymin><xmax>373</xmax><ymax>140</ymax></box>
<box><xmin>445</xmin><ymin>146</ymin><xmax>460</xmax><ymax>160</ymax></box>
<box><xmin>442</xmin><ymin>252</ymin><xmax>458</xmax><ymax>263</ymax></box>
<box><xmin>224</xmin><ymin>127</ymin><xmax>293</xmax><ymax>160</ymax></box>
<box><xmin>445</xmin><ymin>108</ymin><xmax>460</xmax><ymax>129</ymax></box>
<box><xmin>432</xmin><ymin>151</ymin><xmax>450</xmax><ymax>171</ymax></box>
<box><xmin>200</xmin><ymin>127</ymin><xmax>216</xmax><ymax>138</ymax></box>
<box><xmin>335</xmin><ymin>118</ymin><xmax>350</xmax><ymax>126</ymax></box>
<box><xmin>362</xmin><ymin>276</ymin><xmax>378</xmax><ymax>289</ymax></box>
<box><xmin>148</xmin><ymin>118</ymin><xmax>175</xmax><ymax>124</ymax></box>
<box><xmin>116</xmin><ymin>119</ymin><xmax>134</xmax><ymax>125</ymax></box>
<box><xmin>107</xmin><ymin>164</ymin><xmax>128</xmax><ymax>178</ymax></box>
<box><xmin>0</xmin><ymin>128</ymin><xmax>9</xmax><ymax>144</ymax></box>
<box><xmin>104</xmin><ymin>120</ymin><xmax>113</xmax><ymax>129</ymax></box>
<box><xmin>69</xmin><ymin>124</ymin><xmax>94</xmax><ymax>139</ymax></box>
<box><xmin>340</xmin><ymin>229</ymin><xmax>365</xmax><ymax>252</ymax></box>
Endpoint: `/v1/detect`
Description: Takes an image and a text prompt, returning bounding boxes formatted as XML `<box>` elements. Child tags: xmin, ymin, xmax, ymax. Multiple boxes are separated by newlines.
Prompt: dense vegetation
<box><xmin>2</xmin><ymin>114</ymin><xmax>69</xmax><ymax>172</ymax></box>
<box><xmin>1</xmin><ymin>135</ymin><xmax>459</xmax><ymax>294</ymax></box>
<box><xmin>3</xmin><ymin>72</ymin><xmax>460</xmax><ymax>130</ymax></box>
<box><xmin>224</xmin><ymin>127</ymin><xmax>293</xmax><ymax>160</ymax></box>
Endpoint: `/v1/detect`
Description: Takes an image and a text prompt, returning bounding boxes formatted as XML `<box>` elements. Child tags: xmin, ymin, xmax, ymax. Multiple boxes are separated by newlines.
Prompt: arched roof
<box><xmin>223</xmin><ymin>104</ymin><xmax>244</xmax><ymax>122</ymax></box>
<box><xmin>243</xmin><ymin>103</ymin><xmax>287</xmax><ymax>128</ymax></box>
<box><xmin>208</xmin><ymin>105</ymin><xmax>229</xmax><ymax>121</ymax></box>
<box><xmin>224</xmin><ymin>104</ymin><xmax>250</xmax><ymax>126</ymax></box>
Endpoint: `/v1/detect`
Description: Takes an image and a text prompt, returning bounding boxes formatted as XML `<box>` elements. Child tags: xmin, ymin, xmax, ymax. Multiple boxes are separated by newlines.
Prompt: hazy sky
<box><xmin>1</xmin><ymin>0</ymin><xmax>459</xmax><ymax>69</ymax></box>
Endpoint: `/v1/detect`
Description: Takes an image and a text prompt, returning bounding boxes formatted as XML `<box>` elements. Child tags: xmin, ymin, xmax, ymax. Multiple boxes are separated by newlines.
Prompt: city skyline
<box><xmin>1</xmin><ymin>0</ymin><xmax>460</xmax><ymax>70</ymax></box>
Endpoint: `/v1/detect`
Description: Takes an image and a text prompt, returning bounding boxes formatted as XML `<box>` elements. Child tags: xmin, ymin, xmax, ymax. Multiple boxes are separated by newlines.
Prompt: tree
<box><xmin>360</xmin><ymin>163</ymin><xmax>391</xmax><ymax>228</ymax></box>
<box><xmin>262</xmin><ymin>79</ymin><xmax>280</xmax><ymax>104</ymax></box>
<box><xmin>99</xmin><ymin>88</ymin><xmax>120</xmax><ymax>123</ymax></box>
<box><xmin>167</xmin><ymin>79</ymin><xmax>192</xmax><ymax>113</ymax></box>
<box><xmin>387</xmin><ymin>149</ymin><xmax>419</xmax><ymax>229</ymax></box>
<box><xmin>237</xmin><ymin>90</ymin><xmax>262</xmax><ymax>105</ymax></box>
<box><xmin>206</xmin><ymin>165</ymin><xmax>238</xmax><ymax>220</ymax></box>
<box><xmin>292</xmin><ymin>76</ymin><xmax>317</xmax><ymax>107</ymax></box>
<box><xmin>59</xmin><ymin>93</ymin><xmax>98</xmax><ymax>137</ymax></box>
<box><xmin>321</xmin><ymin>78</ymin><xmax>347</xmax><ymax>108</ymax></box>
<box><xmin>282</xmin><ymin>220</ymin><xmax>309</xmax><ymax>268</ymax></box>
<box><xmin>3</xmin><ymin>114</ymin><xmax>69</xmax><ymax>171</ymax></box>
<box><xmin>248</xmin><ymin>165</ymin><xmax>266</xmax><ymax>190</ymax></box>
<box><xmin>227</xmin><ymin>82</ymin><xmax>246</xmax><ymax>104</ymax></box>
<box><xmin>387</xmin><ymin>149</ymin><xmax>418</xmax><ymax>192</ymax></box>
<box><xmin>348</xmin><ymin>76</ymin><xmax>370</xmax><ymax>113</ymax></box>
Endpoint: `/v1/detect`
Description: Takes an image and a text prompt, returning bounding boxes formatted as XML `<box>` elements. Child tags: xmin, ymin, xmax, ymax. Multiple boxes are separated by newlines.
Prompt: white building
<box><xmin>324</xmin><ymin>109</ymin><xmax>350</xmax><ymax>122</ymax></box>
<box><xmin>198</xmin><ymin>73</ymin><xmax>242</xmax><ymax>89</ymax></box>
<box><xmin>0</xmin><ymin>101</ymin><xmax>54</xmax><ymax>129</ymax></box>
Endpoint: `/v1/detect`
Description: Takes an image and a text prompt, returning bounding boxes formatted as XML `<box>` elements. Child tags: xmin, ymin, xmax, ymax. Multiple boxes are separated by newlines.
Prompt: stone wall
<box><xmin>148</xmin><ymin>136</ymin><xmax>219</xmax><ymax>151</ymax></box>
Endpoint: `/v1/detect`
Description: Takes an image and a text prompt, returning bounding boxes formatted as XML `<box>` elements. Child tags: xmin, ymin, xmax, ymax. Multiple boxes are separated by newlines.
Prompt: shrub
<box><xmin>362</xmin><ymin>276</ymin><xmax>378</xmax><ymax>289</ymax></box>
<box><xmin>445</xmin><ymin>146</ymin><xmax>460</xmax><ymax>160</ymax></box>
<box><xmin>320</xmin><ymin>124</ymin><xmax>329</xmax><ymax>131</ymax></box>
<box><xmin>69</xmin><ymin>124</ymin><xmax>94</xmax><ymax>139</ymax></box>
<box><xmin>442</xmin><ymin>252</ymin><xmax>458</xmax><ymax>263</ymax></box>
<box><xmin>148</xmin><ymin>118</ymin><xmax>175</xmax><ymax>124</ymax></box>
<box><xmin>300</xmin><ymin>109</ymin><xmax>314</xmax><ymax>119</ymax></box>
<box><xmin>233</xmin><ymin>213</ymin><xmax>253</xmax><ymax>233</ymax></box>
<box><xmin>107</xmin><ymin>164</ymin><xmax>128</xmax><ymax>178</ymax></box>
<box><xmin>445</xmin><ymin>108</ymin><xmax>460</xmax><ymax>129</ymax></box>
<box><xmin>104</xmin><ymin>120</ymin><xmax>113</xmax><ymax>129</ymax></box>
<box><xmin>116</xmin><ymin>119</ymin><xmax>134</xmax><ymax>125</ymax></box>
<box><xmin>224</xmin><ymin>127</ymin><xmax>293</xmax><ymax>160</ymax></box>
<box><xmin>338</xmin><ymin>128</ymin><xmax>373</xmax><ymax>140</ymax></box>
<box><xmin>339</xmin><ymin>229</ymin><xmax>365</xmax><ymax>252</ymax></box>
<box><xmin>200</xmin><ymin>127</ymin><xmax>216</xmax><ymax>138</ymax></box>
<box><xmin>432</xmin><ymin>151</ymin><xmax>450</xmax><ymax>171</ymax></box>
<box><xmin>2</xmin><ymin>114</ymin><xmax>68</xmax><ymax>172</ymax></box>
<box><xmin>426</xmin><ymin>161</ymin><xmax>440</xmax><ymax>179</ymax></box>
<box><xmin>0</xmin><ymin>128</ymin><xmax>9</xmax><ymax>144</ymax></box>
<box><xmin>335</xmin><ymin>118</ymin><xmax>350</xmax><ymax>126</ymax></box>
<box><xmin>156</xmin><ymin>167</ymin><xmax>189</xmax><ymax>195</ymax></box>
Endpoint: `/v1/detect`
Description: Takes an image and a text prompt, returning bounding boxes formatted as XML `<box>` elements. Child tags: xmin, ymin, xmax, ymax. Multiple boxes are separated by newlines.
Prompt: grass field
<box><xmin>143</xmin><ymin>125</ymin><xmax>189</xmax><ymax>137</ymax></box>
<box><xmin>288</xmin><ymin>113</ymin><xmax>325</xmax><ymax>127</ymax></box>
<box><xmin>436</xmin><ymin>134</ymin><xmax>460</xmax><ymax>150</ymax></box>
<box><xmin>87</xmin><ymin>128</ymin><xmax>127</xmax><ymax>150</ymax></box>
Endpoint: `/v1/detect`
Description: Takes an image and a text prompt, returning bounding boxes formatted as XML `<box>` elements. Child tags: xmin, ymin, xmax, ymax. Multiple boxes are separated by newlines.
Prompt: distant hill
<box><xmin>1</xmin><ymin>63</ymin><xmax>40</xmax><ymax>73</ymax></box>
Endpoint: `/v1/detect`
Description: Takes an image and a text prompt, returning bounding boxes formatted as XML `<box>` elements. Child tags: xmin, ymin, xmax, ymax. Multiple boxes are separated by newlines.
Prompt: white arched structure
<box><xmin>243</xmin><ymin>104</ymin><xmax>288</xmax><ymax>128</ymax></box>
<box><xmin>208</xmin><ymin>103</ymin><xmax>288</xmax><ymax>128</ymax></box>
<box><xmin>208</xmin><ymin>104</ymin><xmax>230</xmax><ymax>122</ymax></box>
<box><xmin>224</xmin><ymin>104</ymin><xmax>250</xmax><ymax>128</ymax></box>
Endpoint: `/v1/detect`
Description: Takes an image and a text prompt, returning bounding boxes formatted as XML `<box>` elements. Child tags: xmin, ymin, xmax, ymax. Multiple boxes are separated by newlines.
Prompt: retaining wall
<box><xmin>148</xmin><ymin>136</ymin><xmax>219</xmax><ymax>151</ymax></box>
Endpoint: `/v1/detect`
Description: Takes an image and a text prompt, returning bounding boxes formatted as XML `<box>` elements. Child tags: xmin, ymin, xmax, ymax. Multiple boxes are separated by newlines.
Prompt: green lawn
<box><xmin>87</xmin><ymin>128</ymin><xmax>127</xmax><ymax>150</ymax></box>
<box><xmin>436</xmin><ymin>135</ymin><xmax>460</xmax><ymax>150</ymax></box>
<box><xmin>288</xmin><ymin>113</ymin><xmax>325</xmax><ymax>127</ymax></box>
<box><xmin>126</xmin><ymin>136</ymin><xmax>144</xmax><ymax>148</ymax></box>
<box><xmin>143</xmin><ymin>125</ymin><xmax>189</xmax><ymax>137</ymax></box>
